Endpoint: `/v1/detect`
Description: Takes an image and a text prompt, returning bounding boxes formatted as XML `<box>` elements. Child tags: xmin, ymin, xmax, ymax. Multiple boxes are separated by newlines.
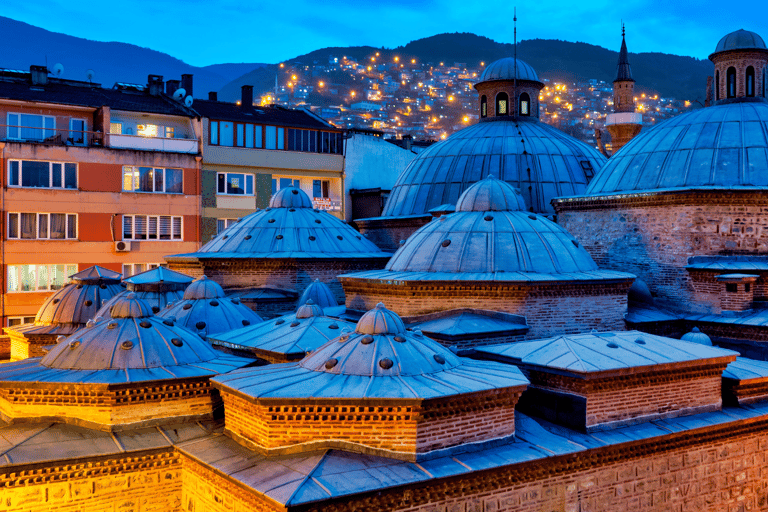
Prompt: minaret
<box><xmin>605</xmin><ymin>25</ymin><xmax>642</xmax><ymax>152</ymax></box>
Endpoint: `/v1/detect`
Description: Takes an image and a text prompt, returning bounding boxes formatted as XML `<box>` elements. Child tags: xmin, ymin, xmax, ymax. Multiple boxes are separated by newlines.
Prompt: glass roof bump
<box><xmin>183</xmin><ymin>276</ymin><xmax>226</xmax><ymax>300</ymax></box>
<box><xmin>269</xmin><ymin>186</ymin><xmax>314</xmax><ymax>209</ymax></box>
<box><xmin>355</xmin><ymin>303</ymin><xmax>406</xmax><ymax>335</ymax></box>
<box><xmin>298</xmin><ymin>279</ymin><xmax>338</xmax><ymax>309</ymax></box>
<box><xmin>296</xmin><ymin>300</ymin><xmax>324</xmax><ymax>319</ymax></box>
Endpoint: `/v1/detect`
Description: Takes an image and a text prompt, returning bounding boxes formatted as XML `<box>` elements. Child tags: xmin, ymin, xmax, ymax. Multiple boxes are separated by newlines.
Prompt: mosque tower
<box><xmin>605</xmin><ymin>25</ymin><xmax>642</xmax><ymax>152</ymax></box>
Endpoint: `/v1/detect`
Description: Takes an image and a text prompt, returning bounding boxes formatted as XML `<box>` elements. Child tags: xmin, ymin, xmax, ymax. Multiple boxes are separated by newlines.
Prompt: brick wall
<box><xmin>340</xmin><ymin>279</ymin><xmax>632</xmax><ymax>339</ymax></box>
<box><xmin>354</xmin><ymin>216</ymin><xmax>431</xmax><ymax>252</ymax></box>
<box><xmin>556</xmin><ymin>191</ymin><xmax>768</xmax><ymax>313</ymax></box>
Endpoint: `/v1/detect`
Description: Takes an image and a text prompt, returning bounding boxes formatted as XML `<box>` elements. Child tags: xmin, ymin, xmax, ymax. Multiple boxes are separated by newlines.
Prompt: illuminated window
<box><xmin>727</xmin><ymin>67</ymin><xmax>736</xmax><ymax>98</ymax></box>
<box><xmin>481</xmin><ymin>95</ymin><xmax>487</xmax><ymax>118</ymax></box>
<box><xmin>123</xmin><ymin>215</ymin><xmax>182</xmax><ymax>240</ymax></box>
<box><xmin>519</xmin><ymin>93</ymin><xmax>531</xmax><ymax>116</ymax></box>
<box><xmin>122</xmin><ymin>167</ymin><xmax>183</xmax><ymax>194</ymax></box>
<box><xmin>496</xmin><ymin>92</ymin><xmax>508</xmax><ymax>116</ymax></box>
<box><xmin>110</xmin><ymin>122</ymin><xmax>123</xmax><ymax>135</ymax></box>
<box><xmin>747</xmin><ymin>66</ymin><xmax>755</xmax><ymax>97</ymax></box>
<box><xmin>137</xmin><ymin>124</ymin><xmax>158</xmax><ymax>137</ymax></box>
<box><xmin>165</xmin><ymin>126</ymin><xmax>175</xmax><ymax>138</ymax></box>
<box><xmin>7</xmin><ymin>264</ymin><xmax>77</xmax><ymax>292</ymax></box>
<box><xmin>217</xmin><ymin>172</ymin><xmax>254</xmax><ymax>195</ymax></box>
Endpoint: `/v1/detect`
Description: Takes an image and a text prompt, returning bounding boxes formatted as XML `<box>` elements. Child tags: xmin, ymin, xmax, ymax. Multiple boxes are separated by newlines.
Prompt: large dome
<box><xmin>713</xmin><ymin>29</ymin><xmax>767</xmax><ymax>55</ymax></box>
<box><xmin>586</xmin><ymin>102</ymin><xmax>768</xmax><ymax>195</ymax></box>
<box><xmin>386</xmin><ymin>177</ymin><xmax>600</xmax><ymax>275</ymax></box>
<box><xmin>381</xmin><ymin>119</ymin><xmax>605</xmax><ymax>216</ymax></box>
<box><xmin>172</xmin><ymin>186</ymin><xmax>388</xmax><ymax>259</ymax></box>
<box><xmin>478</xmin><ymin>57</ymin><xmax>540</xmax><ymax>83</ymax></box>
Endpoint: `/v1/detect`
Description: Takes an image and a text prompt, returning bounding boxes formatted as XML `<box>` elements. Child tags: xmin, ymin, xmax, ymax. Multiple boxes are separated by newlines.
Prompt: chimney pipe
<box><xmin>208</xmin><ymin>91</ymin><xmax>218</xmax><ymax>101</ymax></box>
<box><xmin>147</xmin><ymin>75</ymin><xmax>164</xmax><ymax>96</ymax></box>
<box><xmin>181</xmin><ymin>74</ymin><xmax>193</xmax><ymax>97</ymax></box>
<box><xmin>166</xmin><ymin>79</ymin><xmax>181</xmax><ymax>96</ymax></box>
<box><xmin>705</xmin><ymin>76</ymin><xmax>713</xmax><ymax>108</ymax></box>
<box><xmin>30</xmin><ymin>65</ymin><xmax>48</xmax><ymax>86</ymax></box>
<box><xmin>241</xmin><ymin>85</ymin><xmax>254</xmax><ymax>107</ymax></box>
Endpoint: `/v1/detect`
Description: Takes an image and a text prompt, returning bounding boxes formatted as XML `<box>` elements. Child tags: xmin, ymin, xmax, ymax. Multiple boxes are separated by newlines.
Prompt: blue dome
<box><xmin>269</xmin><ymin>186</ymin><xmax>314</xmax><ymax>208</ymax></box>
<box><xmin>382</xmin><ymin>119</ymin><xmax>605</xmax><ymax>216</ymax></box>
<box><xmin>713</xmin><ymin>29</ymin><xmax>767</xmax><ymax>55</ymax></box>
<box><xmin>456</xmin><ymin>175</ymin><xmax>527</xmax><ymax>212</ymax></box>
<box><xmin>586</xmin><ymin>102</ymin><xmax>768</xmax><ymax>195</ymax></box>
<box><xmin>479</xmin><ymin>58</ymin><xmax>540</xmax><ymax>83</ymax></box>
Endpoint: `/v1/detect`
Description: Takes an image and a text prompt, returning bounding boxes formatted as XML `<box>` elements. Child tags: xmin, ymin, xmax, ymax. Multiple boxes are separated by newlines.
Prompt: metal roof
<box><xmin>405</xmin><ymin>309</ymin><xmax>529</xmax><ymax>340</ymax></box>
<box><xmin>342</xmin><ymin>268</ymin><xmax>635</xmax><ymax>283</ymax></box>
<box><xmin>23</xmin><ymin>278</ymin><xmax>124</xmax><ymax>328</ymax></box>
<box><xmin>723</xmin><ymin>357</ymin><xmax>768</xmax><ymax>381</ymax></box>
<box><xmin>615</xmin><ymin>32</ymin><xmax>634</xmax><ymax>82</ymax></box>
<box><xmin>209</xmin><ymin>302</ymin><xmax>356</xmax><ymax>359</ymax></box>
<box><xmin>713</xmin><ymin>29</ymin><xmax>767</xmax><ymax>55</ymax></box>
<box><xmin>168</xmin><ymin>188</ymin><xmax>390</xmax><ymax>260</ymax></box>
<box><xmin>192</xmin><ymin>99</ymin><xmax>338</xmax><ymax>130</ymax></box>
<box><xmin>455</xmin><ymin>175</ymin><xmax>527</xmax><ymax>212</ymax></box>
<box><xmin>478</xmin><ymin>58</ymin><xmax>541</xmax><ymax>83</ymax></box>
<box><xmin>379</xmin><ymin>117</ymin><xmax>605</xmax><ymax>217</ymax></box>
<box><xmin>475</xmin><ymin>330</ymin><xmax>738</xmax><ymax>376</ymax></box>
<box><xmin>183</xmin><ymin>276</ymin><xmax>226</xmax><ymax>300</ymax></box>
<box><xmin>71</xmin><ymin>265</ymin><xmax>122</xmax><ymax>283</ymax></box>
<box><xmin>212</xmin><ymin>304</ymin><xmax>528</xmax><ymax>400</ymax></box>
<box><xmin>124</xmin><ymin>266</ymin><xmax>194</xmax><ymax>286</ymax></box>
<box><xmin>584</xmin><ymin>102</ymin><xmax>768</xmax><ymax>195</ymax></box>
<box><xmin>686</xmin><ymin>255</ymin><xmax>768</xmax><ymax>271</ymax></box>
<box><xmin>298</xmin><ymin>279</ymin><xmax>338</xmax><ymax>309</ymax></box>
<box><xmin>96</xmin><ymin>289</ymin><xmax>186</xmax><ymax>318</ymax></box>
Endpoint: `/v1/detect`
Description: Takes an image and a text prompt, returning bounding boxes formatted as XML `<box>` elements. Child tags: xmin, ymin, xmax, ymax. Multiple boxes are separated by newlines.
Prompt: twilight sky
<box><xmin>6</xmin><ymin>1</ymin><xmax>768</xmax><ymax>66</ymax></box>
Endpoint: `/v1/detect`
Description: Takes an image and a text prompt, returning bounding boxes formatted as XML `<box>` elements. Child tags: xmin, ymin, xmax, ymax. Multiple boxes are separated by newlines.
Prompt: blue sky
<box><xmin>6</xmin><ymin>1</ymin><xmax>767</xmax><ymax>66</ymax></box>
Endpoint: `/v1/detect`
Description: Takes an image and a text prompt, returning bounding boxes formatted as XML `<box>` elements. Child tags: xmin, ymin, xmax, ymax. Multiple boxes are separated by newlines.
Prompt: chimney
<box><xmin>402</xmin><ymin>134</ymin><xmax>412</xmax><ymax>151</ymax></box>
<box><xmin>166</xmin><ymin>79</ymin><xmax>181</xmax><ymax>96</ymax></box>
<box><xmin>706</xmin><ymin>76</ymin><xmax>713</xmax><ymax>108</ymax></box>
<box><xmin>147</xmin><ymin>75</ymin><xmax>164</xmax><ymax>96</ymax></box>
<box><xmin>241</xmin><ymin>85</ymin><xmax>254</xmax><ymax>107</ymax></box>
<box><xmin>30</xmin><ymin>65</ymin><xmax>48</xmax><ymax>86</ymax></box>
<box><xmin>208</xmin><ymin>91</ymin><xmax>218</xmax><ymax>101</ymax></box>
<box><xmin>181</xmin><ymin>74</ymin><xmax>193</xmax><ymax>97</ymax></box>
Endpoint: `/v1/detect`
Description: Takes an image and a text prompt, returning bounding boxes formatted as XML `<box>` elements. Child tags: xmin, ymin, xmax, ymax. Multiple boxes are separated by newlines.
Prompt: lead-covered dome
<box><xmin>586</xmin><ymin>102</ymin><xmax>768</xmax><ymax>195</ymax></box>
<box><xmin>713</xmin><ymin>29</ymin><xmax>767</xmax><ymax>55</ymax></box>
<box><xmin>385</xmin><ymin>177</ymin><xmax>601</xmax><ymax>275</ymax></box>
<box><xmin>479</xmin><ymin>57</ymin><xmax>540</xmax><ymax>83</ymax></box>
<box><xmin>381</xmin><ymin>119</ymin><xmax>605</xmax><ymax>216</ymax></box>
<box><xmin>170</xmin><ymin>186</ymin><xmax>388</xmax><ymax>259</ymax></box>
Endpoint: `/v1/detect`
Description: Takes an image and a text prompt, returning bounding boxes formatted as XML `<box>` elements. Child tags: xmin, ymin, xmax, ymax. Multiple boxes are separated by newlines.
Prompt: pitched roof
<box><xmin>615</xmin><ymin>31</ymin><xmax>634</xmax><ymax>82</ymax></box>
<box><xmin>192</xmin><ymin>98</ymin><xmax>339</xmax><ymax>130</ymax></box>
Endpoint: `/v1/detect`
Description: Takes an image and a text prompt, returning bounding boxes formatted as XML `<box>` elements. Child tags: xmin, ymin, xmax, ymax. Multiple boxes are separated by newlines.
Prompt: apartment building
<box><xmin>195</xmin><ymin>86</ymin><xmax>345</xmax><ymax>242</ymax></box>
<box><xmin>0</xmin><ymin>67</ymin><xmax>202</xmax><ymax>326</ymax></box>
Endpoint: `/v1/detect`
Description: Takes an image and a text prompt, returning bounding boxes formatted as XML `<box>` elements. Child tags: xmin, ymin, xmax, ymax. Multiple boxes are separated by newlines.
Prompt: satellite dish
<box><xmin>52</xmin><ymin>63</ymin><xmax>64</xmax><ymax>77</ymax></box>
<box><xmin>85</xmin><ymin>69</ymin><xmax>95</xmax><ymax>82</ymax></box>
<box><xmin>184</xmin><ymin>95</ymin><xmax>194</xmax><ymax>107</ymax></box>
<box><xmin>173</xmin><ymin>88</ymin><xmax>186</xmax><ymax>100</ymax></box>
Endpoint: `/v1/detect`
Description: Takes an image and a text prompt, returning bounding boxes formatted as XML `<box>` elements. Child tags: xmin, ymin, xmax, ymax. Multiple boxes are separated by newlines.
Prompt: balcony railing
<box><xmin>312</xmin><ymin>197</ymin><xmax>342</xmax><ymax>211</ymax></box>
<box><xmin>110</xmin><ymin>133</ymin><xmax>198</xmax><ymax>154</ymax></box>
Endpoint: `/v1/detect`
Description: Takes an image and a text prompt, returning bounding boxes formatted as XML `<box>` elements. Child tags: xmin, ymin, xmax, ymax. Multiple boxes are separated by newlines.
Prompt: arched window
<box><xmin>481</xmin><ymin>95</ymin><xmax>487</xmax><ymax>118</ymax></box>
<box><xmin>716</xmin><ymin>70</ymin><xmax>720</xmax><ymax>100</ymax></box>
<box><xmin>496</xmin><ymin>92</ymin><xmax>509</xmax><ymax>116</ymax></box>
<box><xmin>764</xmin><ymin>68</ymin><xmax>767</xmax><ymax>98</ymax></box>
<box><xmin>519</xmin><ymin>92</ymin><xmax>531</xmax><ymax>116</ymax></box>
<box><xmin>747</xmin><ymin>66</ymin><xmax>755</xmax><ymax>97</ymax></box>
<box><xmin>727</xmin><ymin>67</ymin><xmax>737</xmax><ymax>98</ymax></box>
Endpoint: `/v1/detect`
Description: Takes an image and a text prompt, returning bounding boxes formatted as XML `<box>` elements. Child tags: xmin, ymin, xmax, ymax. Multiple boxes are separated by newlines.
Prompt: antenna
<box><xmin>173</xmin><ymin>88</ymin><xmax>186</xmax><ymax>100</ymax></box>
<box><xmin>52</xmin><ymin>63</ymin><xmax>64</xmax><ymax>77</ymax></box>
<box><xmin>86</xmin><ymin>69</ymin><xmax>95</xmax><ymax>84</ymax></box>
<box><xmin>514</xmin><ymin>7</ymin><xmax>518</xmax><ymax>117</ymax></box>
<box><xmin>184</xmin><ymin>95</ymin><xmax>194</xmax><ymax>107</ymax></box>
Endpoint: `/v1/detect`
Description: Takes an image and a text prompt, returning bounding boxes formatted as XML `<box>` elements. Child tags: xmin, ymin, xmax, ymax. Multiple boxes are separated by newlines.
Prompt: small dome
<box><xmin>269</xmin><ymin>186</ymin><xmax>314</xmax><ymax>208</ymax></box>
<box><xmin>109</xmin><ymin>293</ymin><xmax>153</xmax><ymax>319</ymax></box>
<box><xmin>681</xmin><ymin>327</ymin><xmax>713</xmax><ymax>346</ymax></box>
<box><xmin>455</xmin><ymin>175</ymin><xmax>527</xmax><ymax>212</ymax></box>
<box><xmin>628</xmin><ymin>279</ymin><xmax>654</xmax><ymax>305</ymax></box>
<box><xmin>296</xmin><ymin>300</ymin><xmax>323</xmax><ymax>319</ymax></box>
<box><xmin>355</xmin><ymin>303</ymin><xmax>406</xmax><ymax>335</ymax></box>
<box><xmin>183</xmin><ymin>276</ymin><xmax>225</xmax><ymax>300</ymax></box>
<box><xmin>478</xmin><ymin>57</ymin><xmax>540</xmax><ymax>83</ymax></box>
<box><xmin>713</xmin><ymin>29</ymin><xmax>767</xmax><ymax>55</ymax></box>
<box><xmin>33</xmin><ymin>269</ymin><xmax>124</xmax><ymax>327</ymax></box>
<box><xmin>298</xmin><ymin>279</ymin><xmax>338</xmax><ymax>309</ymax></box>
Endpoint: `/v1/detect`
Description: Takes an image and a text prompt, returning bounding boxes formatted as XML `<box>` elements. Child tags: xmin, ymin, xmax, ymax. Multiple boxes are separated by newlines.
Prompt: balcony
<box><xmin>312</xmin><ymin>197</ymin><xmax>342</xmax><ymax>211</ymax></box>
<box><xmin>1</xmin><ymin>123</ymin><xmax>104</xmax><ymax>147</ymax></box>
<box><xmin>109</xmin><ymin>134</ymin><xmax>198</xmax><ymax>154</ymax></box>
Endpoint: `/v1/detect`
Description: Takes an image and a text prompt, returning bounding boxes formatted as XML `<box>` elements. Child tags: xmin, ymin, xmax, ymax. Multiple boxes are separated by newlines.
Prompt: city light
<box><xmin>318</xmin><ymin>81</ymin><xmax>324</xmax><ymax>87</ymax></box>
<box><xmin>279</xmin><ymin>63</ymin><xmax>284</xmax><ymax>68</ymax></box>
<box><xmin>291</xmin><ymin>75</ymin><xmax>297</xmax><ymax>81</ymax></box>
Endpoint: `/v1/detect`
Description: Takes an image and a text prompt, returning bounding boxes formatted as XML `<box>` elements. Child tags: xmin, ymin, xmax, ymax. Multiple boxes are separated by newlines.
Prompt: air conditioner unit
<box><xmin>114</xmin><ymin>240</ymin><xmax>132</xmax><ymax>252</ymax></box>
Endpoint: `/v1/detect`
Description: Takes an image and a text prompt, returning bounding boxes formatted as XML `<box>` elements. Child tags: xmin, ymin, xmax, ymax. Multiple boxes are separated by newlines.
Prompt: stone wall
<box><xmin>555</xmin><ymin>191</ymin><xmax>768</xmax><ymax>313</ymax></box>
<box><xmin>354</xmin><ymin>216</ymin><xmax>431</xmax><ymax>253</ymax></box>
<box><xmin>341</xmin><ymin>279</ymin><xmax>632</xmax><ymax>339</ymax></box>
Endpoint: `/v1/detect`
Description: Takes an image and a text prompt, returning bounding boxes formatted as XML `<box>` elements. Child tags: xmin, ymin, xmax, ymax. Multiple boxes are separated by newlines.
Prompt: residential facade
<box><xmin>0</xmin><ymin>67</ymin><xmax>202</xmax><ymax>326</ymax></box>
<box><xmin>195</xmin><ymin>86</ymin><xmax>345</xmax><ymax>243</ymax></box>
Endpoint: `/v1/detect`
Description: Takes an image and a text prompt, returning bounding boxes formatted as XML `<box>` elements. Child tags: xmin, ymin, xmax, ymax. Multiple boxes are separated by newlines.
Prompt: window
<box><xmin>519</xmin><ymin>93</ymin><xmax>531</xmax><ymax>116</ymax></box>
<box><xmin>164</xmin><ymin>126</ymin><xmax>175</xmax><ymax>138</ymax></box>
<box><xmin>69</xmin><ymin>119</ymin><xmax>86</xmax><ymax>145</ymax></box>
<box><xmin>122</xmin><ymin>263</ymin><xmax>160</xmax><ymax>278</ymax></box>
<box><xmin>313</xmin><ymin>179</ymin><xmax>330</xmax><ymax>198</ymax></box>
<box><xmin>8</xmin><ymin>160</ymin><xmax>77</xmax><ymax>189</ymax></box>
<box><xmin>266</xmin><ymin>125</ymin><xmax>277</xmax><ymax>149</ymax></box>
<box><xmin>123</xmin><ymin>215</ymin><xmax>182</xmax><ymax>240</ymax></box>
<box><xmin>110</xmin><ymin>122</ymin><xmax>123</xmax><ymax>135</ymax></box>
<box><xmin>137</xmin><ymin>124</ymin><xmax>158</xmax><ymax>137</ymax></box>
<box><xmin>727</xmin><ymin>67</ymin><xmax>736</xmax><ymax>98</ymax></box>
<box><xmin>123</xmin><ymin>167</ymin><xmax>183</xmax><ymax>194</ymax></box>
<box><xmin>7</xmin><ymin>113</ymin><xmax>55</xmax><ymax>141</ymax></box>
<box><xmin>496</xmin><ymin>92</ymin><xmax>509</xmax><ymax>116</ymax></box>
<box><xmin>217</xmin><ymin>172</ymin><xmax>254</xmax><ymax>195</ymax></box>
<box><xmin>210</xmin><ymin>121</ymin><xmax>218</xmax><ymax>144</ymax></box>
<box><xmin>220</xmin><ymin>122</ymin><xmax>234</xmax><ymax>146</ymax></box>
<box><xmin>716</xmin><ymin>70</ymin><xmax>720</xmax><ymax>100</ymax></box>
<box><xmin>7</xmin><ymin>316</ymin><xmax>36</xmax><ymax>327</ymax></box>
<box><xmin>481</xmin><ymin>95</ymin><xmax>487</xmax><ymax>118</ymax></box>
<box><xmin>726</xmin><ymin>283</ymin><xmax>738</xmax><ymax>293</ymax></box>
<box><xmin>236</xmin><ymin>123</ymin><xmax>245</xmax><ymax>146</ymax></box>
<box><xmin>747</xmin><ymin>66</ymin><xmax>755</xmax><ymax>97</ymax></box>
<box><xmin>287</xmin><ymin>129</ymin><xmax>343</xmax><ymax>154</ymax></box>
<box><xmin>217</xmin><ymin>218</ymin><xmax>238</xmax><ymax>233</ymax></box>
<box><xmin>8</xmin><ymin>213</ymin><xmax>77</xmax><ymax>240</ymax></box>
<box><xmin>7</xmin><ymin>264</ymin><xmax>77</xmax><ymax>292</ymax></box>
